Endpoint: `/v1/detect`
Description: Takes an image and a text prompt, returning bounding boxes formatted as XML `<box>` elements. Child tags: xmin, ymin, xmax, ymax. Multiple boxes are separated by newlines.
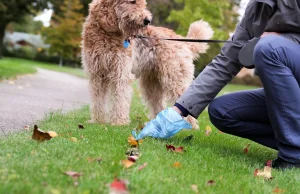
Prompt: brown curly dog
<box><xmin>82</xmin><ymin>0</ymin><xmax>213</xmax><ymax>129</ymax></box>
<box><xmin>132</xmin><ymin>20</ymin><xmax>214</xmax><ymax>129</ymax></box>
<box><xmin>82</xmin><ymin>0</ymin><xmax>152</xmax><ymax>125</ymax></box>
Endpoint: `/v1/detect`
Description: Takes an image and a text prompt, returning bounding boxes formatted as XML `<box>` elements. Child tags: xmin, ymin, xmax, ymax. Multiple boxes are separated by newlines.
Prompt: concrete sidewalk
<box><xmin>0</xmin><ymin>68</ymin><xmax>90</xmax><ymax>134</ymax></box>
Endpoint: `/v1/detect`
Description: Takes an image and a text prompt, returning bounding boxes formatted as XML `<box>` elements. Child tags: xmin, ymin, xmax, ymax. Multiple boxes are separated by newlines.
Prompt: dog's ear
<box><xmin>89</xmin><ymin>0</ymin><xmax>120</xmax><ymax>33</ymax></box>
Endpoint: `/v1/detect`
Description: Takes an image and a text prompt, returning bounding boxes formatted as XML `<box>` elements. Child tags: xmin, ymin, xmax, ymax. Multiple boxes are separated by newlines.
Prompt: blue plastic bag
<box><xmin>132</xmin><ymin>108</ymin><xmax>192</xmax><ymax>140</ymax></box>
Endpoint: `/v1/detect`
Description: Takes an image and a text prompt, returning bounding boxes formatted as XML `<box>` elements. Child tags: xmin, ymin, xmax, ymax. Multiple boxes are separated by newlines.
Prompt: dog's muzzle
<box><xmin>143</xmin><ymin>18</ymin><xmax>151</xmax><ymax>26</ymax></box>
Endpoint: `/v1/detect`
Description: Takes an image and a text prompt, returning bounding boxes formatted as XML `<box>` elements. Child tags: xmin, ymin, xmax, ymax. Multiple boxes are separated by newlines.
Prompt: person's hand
<box><xmin>132</xmin><ymin>108</ymin><xmax>192</xmax><ymax>140</ymax></box>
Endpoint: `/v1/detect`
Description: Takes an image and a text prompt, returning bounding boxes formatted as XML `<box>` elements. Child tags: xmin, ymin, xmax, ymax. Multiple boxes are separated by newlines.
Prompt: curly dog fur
<box><xmin>82</xmin><ymin>0</ymin><xmax>152</xmax><ymax>125</ymax></box>
<box><xmin>82</xmin><ymin>0</ymin><xmax>213</xmax><ymax>128</ymax></box>
<box><xmin>132</xmin><ymin>21</ymin><xmax>213</xmax><ymax>129</ymax></box>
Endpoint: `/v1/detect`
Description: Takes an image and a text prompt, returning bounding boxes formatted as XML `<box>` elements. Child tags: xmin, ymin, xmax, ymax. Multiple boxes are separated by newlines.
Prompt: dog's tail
<box><xmin>186</xmin><ymin>20</ymin><xmax>214</xmax><ymax>57</ymax></box>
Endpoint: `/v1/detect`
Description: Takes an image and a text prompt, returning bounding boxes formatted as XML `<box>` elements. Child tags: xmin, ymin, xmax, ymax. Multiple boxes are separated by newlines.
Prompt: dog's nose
<box><xmin>143</xmin><ymin>18</ymin><xmax>151</xmax><ymax>26</ymax></box>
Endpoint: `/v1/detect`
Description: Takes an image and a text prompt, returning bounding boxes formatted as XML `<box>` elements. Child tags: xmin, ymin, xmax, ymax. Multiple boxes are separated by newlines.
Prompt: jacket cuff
<box><xmin>174</xmin><ymin>103</ymin><xmax>190</xmax><ymax>117</ymax></box>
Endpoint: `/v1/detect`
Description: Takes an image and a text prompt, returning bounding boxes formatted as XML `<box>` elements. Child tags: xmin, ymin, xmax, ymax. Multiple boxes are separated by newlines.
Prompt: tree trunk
<box><xmin>59</xmin><ymin>55</ymin><xmax>63</xmax><ymax>67</ymax></box>
<box><xmin>0</xmin><ymin>25</ymin><xmax>6</xmax><ymax>59</ymax></box>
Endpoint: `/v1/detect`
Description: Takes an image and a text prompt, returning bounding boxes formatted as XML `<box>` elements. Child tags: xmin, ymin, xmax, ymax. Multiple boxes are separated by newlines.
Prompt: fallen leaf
<box><xmin>128</xmin><ymin>156</ymin><xmax>138</xmax><ymax>162</ymax></box>
<box><xmin>64</xmin><ymin>171</ymin><xmax>83</xmax><ymax>179</ymax></box>
<box><xmin>48</xmin><ymin>131</ymin><xmax>58</xmax><ymax>138</ymax></box>
<box><xmin>173</xmin><ymin>162</ymin><xmax>182</xmax><ymax>168</ymax></box>
<box><xmin>32</xmin><ymin>125</ymin><xmax>57</xmax><ymax>142</ymax></box>
<box><xmin>254</xmin><ymin>166</ymin><xmax>273</xmax><ymax>180</ymax></box>
<box><xmin>273</xmin><ymin>188</ymin><xmax>285</xmax><ymax>193</ymax></box>
<box><xmin>266</xmin><ymin>160</ymin><xmax>272</xmax><ymax>167</ymax></box>
<box><xmin>205</xmin><ymin>126</ymin><xmax>212</xmax><ymax>136</ymax></box>
<box><xmin>183</xmin><ymin>135</ymin><xmax>194</xmax><ymax>142</ymax></box>
<box><xmin>166</xmin><ymin>145</ymin><xmax>184</xmax><ymax>153</ymax></box>
<box><xmin>138</xmin><ymin>163</ymin><xmax>147</xmax><ymax>171</ymax></box>
<box><xmin>87</xmin><ymin>157</ymin><xmax>102</xmax><ymax>163</ymax></box>
<box><xmin>191</xmin><ymin>184</ymin><xmax>199</xmax><ymax>193</ymax></box>
<box><xmin>70</xmin><ymin>137</ymin><xmax>78</xmax><ymax>142</ymax></box>
<box><xmin>166</xmin><ymin>144</ymin><xmax>175</xmax><ymax>151</ymax></box>
<box><xmin>122</xmin><ymin>160</ymin><xmax>135</xmax><ymax>168</ymax></box>
<box><xmin>23</xmin><ymin>125</ymin><xmax>30</xmax><ymax>131</ymax></box>
<box><xmin>8</xmin><ymin>81</ymin><xmax>15</xmax><ymax>85</ymax></box>
<box><xmin>207</xmin><ymin>180</ymin><xmax>216</xmax><ymax>186</ymax></box>
<box><xmin>78</xmin><ymin>124</ymin><xmax>84</xmax><ymax>129</ymax></box>
<box><xmin>243</xmin><ymin>143</ymin><xmax>251</xmax><ymax>154</ymax></box>
<box><xmin>125</xmin><ymin>148</ymin><xmax>139</xmax><ymax>157</ymax></box>
<box><xmin>128</xmin><ymin>135</ymin><xmax>138</xmax><ymax>147</ymax></box>
<box><xmin>109</xmin><ymin>178</ymin><xmax>129</xmax><ymax>194</ymax></box>
<box><xmin>174</xmin><ymin>147</ymin><xmax>185</xmax><ymax>153</ymax></box>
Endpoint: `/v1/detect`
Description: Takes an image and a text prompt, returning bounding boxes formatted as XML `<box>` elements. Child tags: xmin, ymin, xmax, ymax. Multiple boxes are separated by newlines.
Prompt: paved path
<box><xmin>0</xmin><ymin>68</ymin><xmax>90</xmax><ymax>134</ymax></box>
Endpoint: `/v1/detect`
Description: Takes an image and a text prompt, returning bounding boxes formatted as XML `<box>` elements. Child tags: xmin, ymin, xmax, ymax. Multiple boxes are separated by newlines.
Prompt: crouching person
<box><xmin>133</xmin><ymin>0</ymin><xmax>300</xmax><ymax>170</ymax></box>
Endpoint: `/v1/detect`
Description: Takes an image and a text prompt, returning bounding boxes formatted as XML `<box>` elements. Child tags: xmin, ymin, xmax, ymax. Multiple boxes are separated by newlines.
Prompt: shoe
<box><xmin>266</xmin><ymin>157</ymin><xmax>300</xmax><ymax>170</ymax></box>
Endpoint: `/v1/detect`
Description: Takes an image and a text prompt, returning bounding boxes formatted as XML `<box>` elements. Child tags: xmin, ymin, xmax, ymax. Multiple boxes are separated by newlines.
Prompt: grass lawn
<box><xmin>0</xmin><ymin>58</ymin><xmax>86</xmax><ymax>80</ymax></box>
<box><xmin>1</xmin><ymin>84</ymin><xmax>299</xmax><ymax>194</ymax></box>
<box><xmin>0</xmin><ymin>58</ymin><xmax>37</xmax><ymax>80</ymax></box>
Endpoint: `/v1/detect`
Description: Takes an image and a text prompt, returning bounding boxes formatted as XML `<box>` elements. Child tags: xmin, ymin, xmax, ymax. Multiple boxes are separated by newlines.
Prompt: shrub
<box><xmin>15</xmin><ymin>46</ymin><xmax>37</xmax><ymax>60</ymax></box>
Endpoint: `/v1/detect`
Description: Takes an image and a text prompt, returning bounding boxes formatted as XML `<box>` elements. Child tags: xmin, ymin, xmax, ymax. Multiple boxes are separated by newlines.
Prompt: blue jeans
<box><xmin>208</xmin><ymin>35</ymin><xmax>300</xmax><ymax>163</ymax></box>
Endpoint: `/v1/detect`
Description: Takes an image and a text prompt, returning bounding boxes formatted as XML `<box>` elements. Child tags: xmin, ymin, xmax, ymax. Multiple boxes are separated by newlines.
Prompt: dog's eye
<box><xmin>129</xmin><ymin>0</ymin><xmax>136</xmax><ymax>4</ymax></box>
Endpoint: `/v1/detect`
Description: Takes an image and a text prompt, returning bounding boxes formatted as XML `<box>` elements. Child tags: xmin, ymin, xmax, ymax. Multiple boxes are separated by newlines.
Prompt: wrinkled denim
<box><xmin>209</xmin><ymin>35</ymin><xmax>300</xmax><ymax>163</ymax></box>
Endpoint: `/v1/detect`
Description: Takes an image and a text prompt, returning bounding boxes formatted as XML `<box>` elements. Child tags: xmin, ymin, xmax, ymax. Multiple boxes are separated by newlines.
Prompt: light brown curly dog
<box><xmin>82</xmin><ymin>0</ymin><xmax>152</xmax><ymax>125</ymax></box>
<box><xmin>132</xmin><ymin>21</ymin><xmax>214</xmax><ymax>129</ymax></box>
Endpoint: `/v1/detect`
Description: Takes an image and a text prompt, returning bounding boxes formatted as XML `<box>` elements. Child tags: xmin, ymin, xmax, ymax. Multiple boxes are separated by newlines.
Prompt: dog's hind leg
<box><xmin>165</xmin><ymin>65</ymin><xmax>199</xmax><ymax>130</ymax></box>
<box><xmin>89</xmin><ymin>76</ymin><xmax>108</xmax><ymax>124</ymax></box>
<box><xmin>139</xmin><ymin>75</ymin><xmax>166</xmax><ymax>119</ymax></box>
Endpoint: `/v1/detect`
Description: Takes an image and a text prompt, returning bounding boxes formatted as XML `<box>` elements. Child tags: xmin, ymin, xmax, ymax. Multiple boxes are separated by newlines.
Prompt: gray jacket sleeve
<box><xmin>176</xmin><ymin>0</ymin><xmax>277</xmax><ymax>118</ymax></box>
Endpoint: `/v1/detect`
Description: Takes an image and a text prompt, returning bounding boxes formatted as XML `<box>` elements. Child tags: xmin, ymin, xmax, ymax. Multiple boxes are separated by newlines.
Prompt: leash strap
<box><xmin>135</xmin><ymin>35</ymin><xmax>248</xmax><ymax>44</ymax></box>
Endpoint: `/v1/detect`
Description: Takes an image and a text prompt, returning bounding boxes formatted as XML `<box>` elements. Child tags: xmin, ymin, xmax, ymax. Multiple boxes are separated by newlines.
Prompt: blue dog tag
<box><xmin>123</xmin><ymin>40</ymin><xmax>130</xmax><ymax>48</ymax></box>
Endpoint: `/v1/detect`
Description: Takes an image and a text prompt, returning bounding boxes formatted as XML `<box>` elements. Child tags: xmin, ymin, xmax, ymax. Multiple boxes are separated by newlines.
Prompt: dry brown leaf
<box><xmin>166</xmin><ymin>145</ymin><xmax>185</xmax><ymax>153</ymax></box>
<box><xmin>128</xmin><ymin>156</ymin><xmax>138</xmax><ymax>162</ymax></box>
<box><xmin>273</xmin><ymin>187</ymin><xmax>285</xmax><ymax>193</ymax></box>
<box><xmin>254</xmin><ymin>166</ymin><xmax>273</xmax><ymax>180</ymax></box>
<box><xmin>109</xmin><ymin>178</ymin><xmax>129</xmax><ymax>194</ymax></box>
<box><xmin>173</xmin><ymin>162</ymin><xmax>182</xmax><ymax>168</ymax></box>
<box><xmin>23</xmin><ymin>125</ymin><xmax>30</xmax><ymax>131</ymax></box>
<box><xmin>128</xmin><ymin>135</ymin><xmax>138</xmax><ymax>147</ymax></box>
<box><xmin>64</xmin><ymin>171</ymin><xmax>83</xmax><ymax>179</ymax></box>
<box><xmin>87</xmin><ymin>157</ymin><xmax>102</xmax><ymax>163</ymax></box>
<box><xmin>205</xmin><ymin>126</ymin><xmax>212</xmax><ymax>136</ymax></box>
<box><xmin>138</xmin><ymin>163</ymin><xmax>147</xmax><ymax>171</ymax></box>
<box><xmin>125</xmin><ymin>148</ymin><xmax>139</xmax><ymax>157</ymax></box>
<box><xmin>243</xmin><ymin>143</ymin><xmax>251</xmax><ymax>154</ymax></box>
<box><xmin>207</xmin><ymin>180</ymin><xmax>216</xmax><ymax>186</ymax></box>
<box><xmin>48</xmin><ymin>131</ymin><xmax>58</xmax><ymax>138</ymax></box>
<box><xmin>122</xmin><ymin>160</ymin><xmax>135</xmax><ymax>168</ymax></box>
<box><xmin>78</xmin><ymin>124</ymin><xmax>84</xmax><ymax>129</ymax></box>
<box><xmin>32</xmin><ymin>125</ymin><xmax>57</xmax><ymax>142</ymax></box>
<box><xmin>191</xmin><ymin>184</ymin><xmax>199</xmax><ymax>193</ymax></box>
<box><xmin>70</xmin><ymin>137</ymin><xmax>78</xmax><ymax>142</ymax></box>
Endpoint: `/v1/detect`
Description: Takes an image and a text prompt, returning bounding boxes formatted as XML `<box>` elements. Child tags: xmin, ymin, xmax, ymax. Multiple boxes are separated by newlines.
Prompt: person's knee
<box><xmin>253</xmin><ymin>35</ymin><xmax>277</xmax><ymax>74</ymax></box>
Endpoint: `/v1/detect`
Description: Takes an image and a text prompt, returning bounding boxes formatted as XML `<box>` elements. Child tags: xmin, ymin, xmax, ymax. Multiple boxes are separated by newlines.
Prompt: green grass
<box><xmin>0</xmin><ymin>58</ymin><xmax>86</xmax><ymax>80</ymax></box>
<box><xmin>1</xmin><ymin>84</ymin><xmax>300</xmax><ymax>194</ymax></box>
<box><xmin>0</xmin><ymin>58</ymin><xmax>37</xmax><ymax>80</ymax></box>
